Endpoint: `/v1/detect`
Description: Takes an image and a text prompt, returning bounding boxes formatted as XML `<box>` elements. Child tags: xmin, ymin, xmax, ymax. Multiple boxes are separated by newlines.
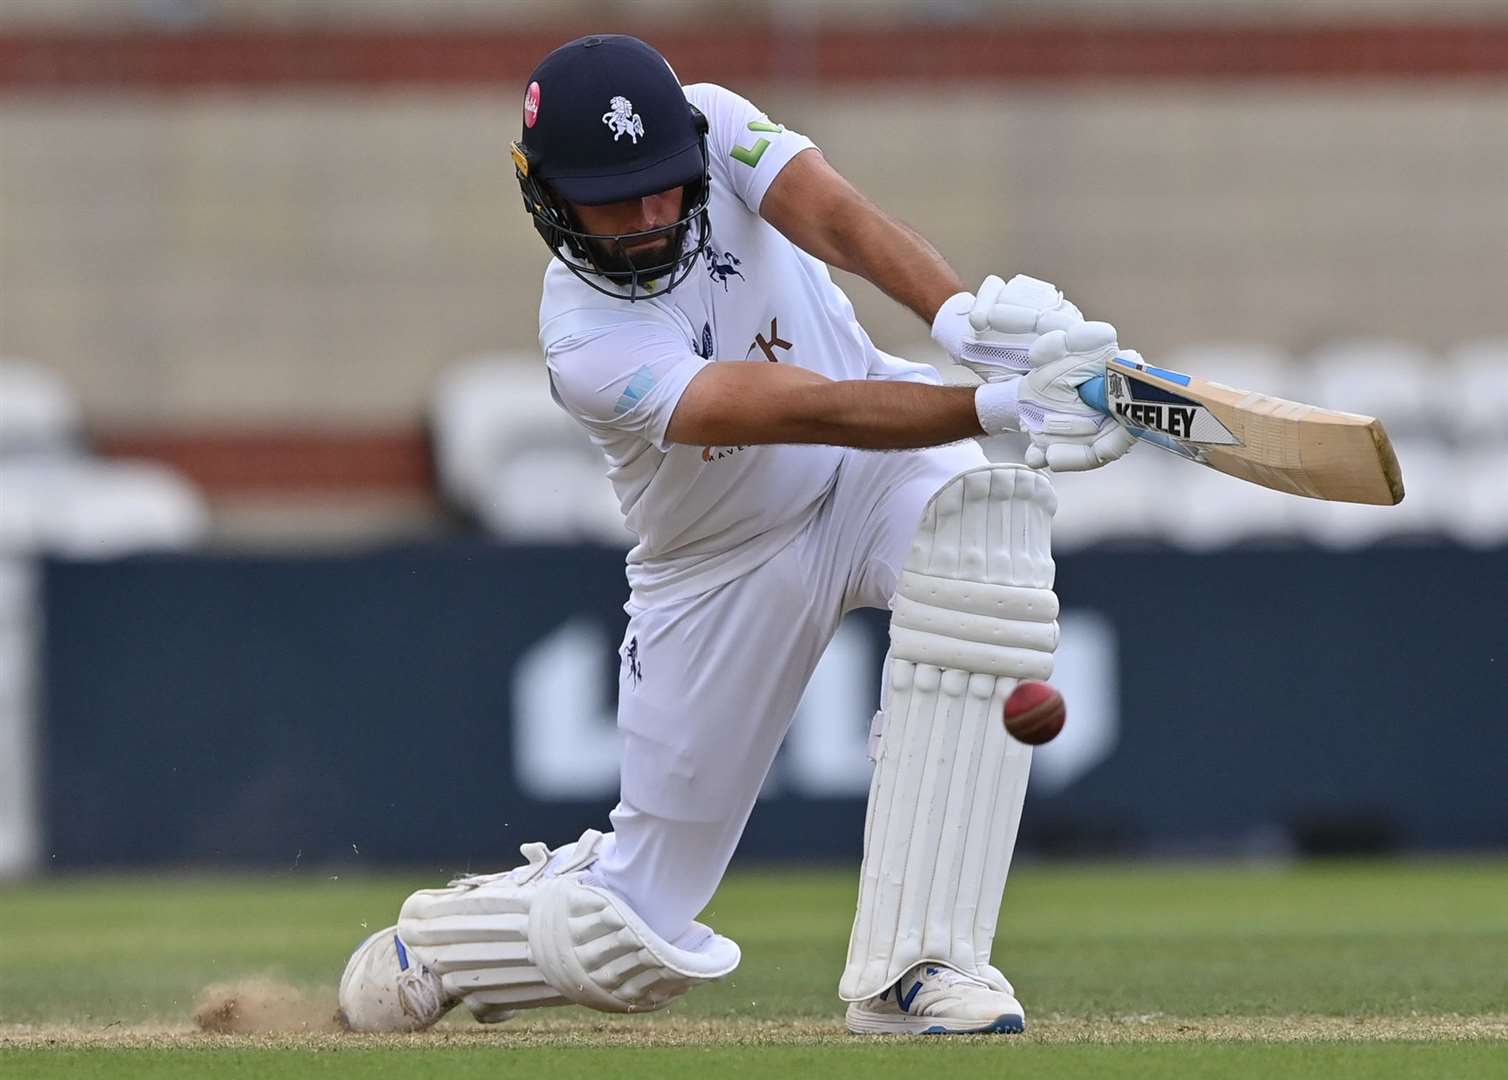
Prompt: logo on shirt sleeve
<box><xmin>613</xmin><ymin>365</ymin><xmax>657</xmax><ymax>416</ymax></box>
<box><xmin>730</xmin><ymin>120</ymin><xmax>785</xmax><ymax>167</ymax></box>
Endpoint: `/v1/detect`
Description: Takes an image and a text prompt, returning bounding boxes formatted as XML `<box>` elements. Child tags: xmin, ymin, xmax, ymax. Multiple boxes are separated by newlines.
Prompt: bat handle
<box><xmin>1078</xmin><ymin>374</ymin><xmax>1109</xmax><ymax>415</ymax></box>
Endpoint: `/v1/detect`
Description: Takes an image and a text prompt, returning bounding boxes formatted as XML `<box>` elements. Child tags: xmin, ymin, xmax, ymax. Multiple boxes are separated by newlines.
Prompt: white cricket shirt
<box><xmin>541</xmin><ymin>82</ymin><xmax>939</xmax><ymax>606</ymax></box>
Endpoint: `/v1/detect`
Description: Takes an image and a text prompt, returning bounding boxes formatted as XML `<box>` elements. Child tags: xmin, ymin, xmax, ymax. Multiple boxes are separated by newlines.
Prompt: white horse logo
<box><xmin>602</xmin><ymin>96</ymin><xmax>645</xmax><ymax>144</ymax></box>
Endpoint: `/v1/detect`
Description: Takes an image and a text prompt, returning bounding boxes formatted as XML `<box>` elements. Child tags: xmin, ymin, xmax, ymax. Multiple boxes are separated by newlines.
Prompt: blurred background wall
<box><xmin>4</xmin><ymin>2</ymin><xmax>1507</xmax><ymax>431</ymax></box>
<box><xmin>1</xmin><ymin>0</ymin><xmax>1505</xmax><ymax>876</ymax></box>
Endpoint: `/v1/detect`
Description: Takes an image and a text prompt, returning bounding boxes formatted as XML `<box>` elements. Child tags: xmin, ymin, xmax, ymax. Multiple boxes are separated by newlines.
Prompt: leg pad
<box><xmin>841</xmin><ymin>465</ymin><xmax>1056</xmax><ymax>1002</ymax></box>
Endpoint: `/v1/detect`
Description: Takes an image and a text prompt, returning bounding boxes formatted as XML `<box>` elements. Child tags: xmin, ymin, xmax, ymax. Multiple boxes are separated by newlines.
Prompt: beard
<box><xmin>585</xmin><ymin>223</ymin><xmax>687</xmax><ymax>281</ymax></box>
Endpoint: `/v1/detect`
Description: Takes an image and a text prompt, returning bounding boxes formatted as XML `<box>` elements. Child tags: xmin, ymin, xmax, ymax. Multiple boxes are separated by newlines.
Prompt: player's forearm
<box><xmin>761</xmin><ymin>150</ymin><xmax>965</xmax><ymax>323</ymax></box>
<box><xmin>667</xmin><ymin>362</ymin><xmax>984</xmax><ymax>450</ymax></box>
<box><xmin>787</xmin><ymin>379</ymin><xmax>984</xmax><ymax>450</ymax></box>
<box><xmin>825</xmin><ymin>199</ymin><xmax>967</xmax><ymax>327</ymax></box>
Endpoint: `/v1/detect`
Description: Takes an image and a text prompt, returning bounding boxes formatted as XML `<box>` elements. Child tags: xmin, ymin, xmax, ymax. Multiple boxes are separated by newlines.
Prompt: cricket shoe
<box><xmin>845</xmin><ymin>964</ymin><xmax>1025</xmax><ymax>1035</ymax></box>
<box><xmin>337</xmin><ymin>925</ymin><xmax>459</xmax><ymax>1032</ymax></box>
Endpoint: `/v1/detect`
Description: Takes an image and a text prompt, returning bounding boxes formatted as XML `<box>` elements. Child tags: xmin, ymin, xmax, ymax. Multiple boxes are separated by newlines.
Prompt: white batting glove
<box><xmin>929</xmin><ymin>274</ymin><xmax>1083</xmax><ymax>374</ymax></box>
<box><xmin>1022</xmin><ymin>327</ymin><xmax>1139</xmax><ymax>472</ymax></box>
<box><xmin>974</xmin><ymin>321</ymin><xmax>1137</xmax><ymax>472</ymax></box>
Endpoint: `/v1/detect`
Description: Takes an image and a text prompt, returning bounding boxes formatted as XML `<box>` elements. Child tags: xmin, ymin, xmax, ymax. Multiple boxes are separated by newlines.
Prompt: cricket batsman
<box><xmin>339</xmin><ymin>34</ymin><xmax>1134</xmax><ymax>1036</ymax></box>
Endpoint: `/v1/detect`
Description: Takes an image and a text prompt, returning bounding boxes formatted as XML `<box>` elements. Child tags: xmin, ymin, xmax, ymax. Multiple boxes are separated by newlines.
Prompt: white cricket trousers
<box><xmin>592</xmin><ymin>440</ymin><xmax>988</xmax><ymax>943</ymax></box>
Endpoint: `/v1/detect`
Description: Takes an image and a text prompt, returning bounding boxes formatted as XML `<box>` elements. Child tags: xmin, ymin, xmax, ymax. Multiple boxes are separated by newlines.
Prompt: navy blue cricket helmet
<box><xmin>510</xmin><ymin>35</ymin><xmax>711</xmax><ymax>301</ymax></box>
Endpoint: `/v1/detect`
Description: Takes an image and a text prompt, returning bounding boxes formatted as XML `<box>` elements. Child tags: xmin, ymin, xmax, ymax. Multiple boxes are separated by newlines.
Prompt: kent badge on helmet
<box><xmin>511</xmin><ymin>35</ymin><xmax>711</xmax><ymax>301</ymax></box>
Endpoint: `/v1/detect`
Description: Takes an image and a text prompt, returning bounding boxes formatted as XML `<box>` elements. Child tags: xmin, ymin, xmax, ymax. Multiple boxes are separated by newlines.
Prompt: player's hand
<box><xmin>1018</xmin><ymin>323</ymin><xmax>1137</xmax><ymax>472</ymax></box>
<box><xmin>939</xmin><ymin>274</ymin><xmax>1084</xmax><ymax>379</ymax></box>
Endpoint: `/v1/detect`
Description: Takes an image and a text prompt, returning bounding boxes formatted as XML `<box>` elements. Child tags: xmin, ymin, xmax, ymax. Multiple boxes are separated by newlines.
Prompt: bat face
<box><xmin>1080</xmin><ymin>357</ymin><xmax>1405</xmax><ymax>506</ymax></box>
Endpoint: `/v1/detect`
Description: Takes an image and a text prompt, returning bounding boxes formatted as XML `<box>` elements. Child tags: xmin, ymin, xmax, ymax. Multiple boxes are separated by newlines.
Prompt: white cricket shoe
<box><xmin>845</xmin><ymin>964</ymin><xmax>1026</xmax><ymax>1035</ymax></box>
<box><xmin>337</xmin><ymin>925</ymin><xmax>458</xmax><ymax>1033</ymax></box>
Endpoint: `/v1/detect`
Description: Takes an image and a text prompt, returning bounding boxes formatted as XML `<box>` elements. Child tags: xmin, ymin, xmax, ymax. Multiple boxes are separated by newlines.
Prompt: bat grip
<box><xmin>1078</xmin><ymin>374</ymin><xmax>1109</xmax><ymax>415</ymax></box>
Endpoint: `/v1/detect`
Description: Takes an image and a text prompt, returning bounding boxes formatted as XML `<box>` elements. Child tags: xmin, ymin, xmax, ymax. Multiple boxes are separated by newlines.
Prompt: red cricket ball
<box><xmin>1002</xmin><ymin>680</ymin><xmax>1066</xmax><ymax>745</ymax></box>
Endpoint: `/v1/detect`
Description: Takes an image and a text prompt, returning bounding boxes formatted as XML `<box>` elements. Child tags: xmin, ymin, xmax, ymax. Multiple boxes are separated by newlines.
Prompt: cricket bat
<box><xmin>1077</xmin><ymin>356</ymin><xmax>1405</xmax><ymax>505</ymax></box>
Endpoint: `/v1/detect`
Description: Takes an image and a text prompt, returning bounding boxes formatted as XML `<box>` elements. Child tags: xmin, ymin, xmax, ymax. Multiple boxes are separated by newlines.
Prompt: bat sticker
<box><xmin>1106</xmin><ymin>367</ymin><xmax>1240</xmax><ymax>446</ymax></box>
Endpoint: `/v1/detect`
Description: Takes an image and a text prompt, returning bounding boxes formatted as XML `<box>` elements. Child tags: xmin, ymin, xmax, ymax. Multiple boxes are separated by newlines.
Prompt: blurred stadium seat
<box><xmin>0</xmin><ymin>362</ymin><xmax>211</xmax><ymax>878</ymax></box>
<box><xmin>1305</xmin><ymin>340</ymin><xmax>1442</xmax><ymax>441</ymax></box>
<box><xmin>0</xmin><ymin>361</ymin><xmax>209</xmax><ymax>558</ymax></box>
<box><xmin>1153</xmin><ymin>459</ymin><xmax>1300</xmax><ymax>552</ymax></box>
<box><xmin>1450</xmin><ymin>338</ymin><xmax>1508</xmax><ymax>443</ymax></box>
<box><xmin>0</xmin><ymin>560</ymin><xmax>32</xmax><ymax>697</ymax></box>
<box><xmin>1047</xmin><ymin>449</ymin><xmax>1182</xmax><ymax>549</ymax></box>
<box><xmin>430</xmin><ymin>354</ymin><xmax>631</xmax><ymax>545</ymax></box>
<box><xmin>1292</xmin><ymin>438</ymin><xmax>1454</xmax><ymax>549</ymax></box>
<box><xmin>1445</xmin><ymin>446</ymin><xmax>1508</xmax><ymax>548</ymax></box>
<box><xmin>0</xmin><ymin>459</ymin><xmax>209</xmax><ymax>559</ymax></box>
<box><xmin>0</xmin><ymin>360</ymin><xmax>82</xmax><ymax>457</ymax></box>
<box><xmin>0</xmin><ymin>470</ymin><xmax>40</xmax><ymax>554</ymax></box>
<box><xmin>0</xmin><ymin>558</ymin><xmax>38</xmax><ymax>880</ymax></box>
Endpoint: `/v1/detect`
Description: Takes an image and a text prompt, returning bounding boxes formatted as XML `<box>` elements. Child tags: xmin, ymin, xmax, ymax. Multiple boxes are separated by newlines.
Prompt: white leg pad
<box><xmin>840</xmin><ymin>464</ymin><xmax>1057</xmax><ymax>1002</ymax></box>
<box><xmin>528</xmin><ymin>877</ymin><xmax>740</xmax><ymax>1013</ymax></box>
<box><xmin>398</xmin><ymin>831</ymin><xmax>604</xmax><ymax>1015</ymax></box>
<box><xmin>398</xmin><ymin>829</ymin><xmax>739</xmax><ymax>1017</ymax></box>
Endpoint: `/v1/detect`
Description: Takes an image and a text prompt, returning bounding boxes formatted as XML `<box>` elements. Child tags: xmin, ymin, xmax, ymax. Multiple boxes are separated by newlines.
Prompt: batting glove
<box><xmin>929</xmin><ymin>274</ymin><xmax>1083</xmax><ymax>374</ymax></box>
<box><xmin>974</xmin><ymin>321</ymin><xmax>1138</xmax><ymax>472</ymax></box>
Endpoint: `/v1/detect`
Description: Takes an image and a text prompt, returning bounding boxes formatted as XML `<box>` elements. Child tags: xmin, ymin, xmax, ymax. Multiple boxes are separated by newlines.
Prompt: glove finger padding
<box><xmin>1037</xmin><ymin>302</ymin><xmax>1084</xmax><ymax>334</ymax></box>
<box><xmin>1093</xmin><ymin>421</ymin><xmax>1137</xmax><ymax>463</ymax></box>
<box><xmin>1042</xmin><ymin>439</ymin><xmax>1104</xmax><ymax>473</ymax></box>
<box><xmin>960</xmin><ymin>274</ymin><xmax>1088</xmax><ymax>385</ymax></box>
<box><xmin>1027</xmin><ymin>321</ymin><xmax>1118</xmax><ymax>369</ymax></box>
<box><xmin>984</xmin><ymin>303</ymin><xmax>1047</xmax><ymax>335</ymax></box>
<box><xmin>1027</xmin><ymin>419</ymin><xmax>1137</xmax><ymax>473</ymax></box>
<box><xmin>998</xmin><ymin>274</ymin><xmax>1064</xmax><ymax>316</ymax></box>
<box><xmin>967</xmin><ymin>274</ymin><xmax>1007</xmax><ymax>331</ymax></box>
<box><xmin>1040</xmin><ymin>440</ymin><xmax>1100</xmax><ymax>473</ymax></box>
<box><xmin>977</xmin><ymin>275</ymin><xmax>1083</xmax><ymax>337</ymax></box>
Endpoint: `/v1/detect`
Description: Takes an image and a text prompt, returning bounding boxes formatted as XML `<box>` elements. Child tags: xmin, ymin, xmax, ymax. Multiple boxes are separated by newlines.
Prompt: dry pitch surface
<box><xmin>2</xmin><ymin>860</ymin><xmax>1506</xmax><ymax>1077</ymax></box>
<box><xmin>7</xmin><ymin>1012</ymin><xmax>1508</xmax><ymax>1047</ymax></box>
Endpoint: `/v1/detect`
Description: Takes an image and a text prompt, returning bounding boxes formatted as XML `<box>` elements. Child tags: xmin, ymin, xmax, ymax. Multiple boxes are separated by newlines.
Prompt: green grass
<box><xmin>2</xmin><ymin>859</ymin><xmax>1506</xmax><ymax>1078</ymax></box>
<box><xmin>6</xmin><ymin>1044</ymin><xmax>1507</xmax><ymax>1080</ymax></box>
